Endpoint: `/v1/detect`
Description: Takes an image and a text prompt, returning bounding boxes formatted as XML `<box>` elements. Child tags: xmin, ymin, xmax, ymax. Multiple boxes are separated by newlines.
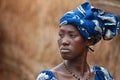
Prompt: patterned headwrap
<box><xmin>60</xmin><ymin>2</ymin><xmax>120</xmax><ymax>45</ymax></box>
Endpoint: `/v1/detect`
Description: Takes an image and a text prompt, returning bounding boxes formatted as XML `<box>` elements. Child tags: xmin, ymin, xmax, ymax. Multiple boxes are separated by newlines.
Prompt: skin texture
<box><xmin>58</xmin><ymin>24</ymin><xmax>88</xmax><ymax>60</ymax></box>
<box><xmin>51</xmin><ymin>24</ymin><xmax>94</xmax><ymax>80</ymax></box>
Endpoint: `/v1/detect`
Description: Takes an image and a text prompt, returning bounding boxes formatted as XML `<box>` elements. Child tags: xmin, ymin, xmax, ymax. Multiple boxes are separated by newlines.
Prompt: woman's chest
<box><xmin>55</xmin><ymin>72</ymin><xmax>94</xmax><ymax>80</ymax></box>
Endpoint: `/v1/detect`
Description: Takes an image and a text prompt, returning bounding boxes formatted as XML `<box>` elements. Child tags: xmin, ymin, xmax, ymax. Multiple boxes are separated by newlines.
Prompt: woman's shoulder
<box><xmin>92</xmin><ymin>65</ymin><xmax>114</xmax><ymax>80</ymax></box>
<box><xmin>36</xmin><ymin>70</ymin><xmax>57</xmax><ymax>80</ymax></box>
<box><xmin>36</xmin><ymin>63</ymin><xmax>65</xmax><ymax>80</ymax></box>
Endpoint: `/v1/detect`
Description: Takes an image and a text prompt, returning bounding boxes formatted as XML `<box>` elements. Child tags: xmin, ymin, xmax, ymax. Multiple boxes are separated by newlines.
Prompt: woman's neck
<box><xmin>64</xmin><ymin>52</ymin><xmax>89</xmax><ymax>77</ymax></box>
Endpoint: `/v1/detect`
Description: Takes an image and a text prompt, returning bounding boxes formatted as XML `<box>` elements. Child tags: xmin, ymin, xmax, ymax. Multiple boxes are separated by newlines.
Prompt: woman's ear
<box><xmin>85</xmin><ymin>39</ymin><xmax>92</xmax><ymax>46</ymax></box>
<box><xmin>85</xmin><ymin>38</ymin><xmax>94</xmax><ymax>52</ymax></box>
<box><xmin>86</xmin><ymin>37</ymin><xmax>95</xmax><ymax>46</ymax></box>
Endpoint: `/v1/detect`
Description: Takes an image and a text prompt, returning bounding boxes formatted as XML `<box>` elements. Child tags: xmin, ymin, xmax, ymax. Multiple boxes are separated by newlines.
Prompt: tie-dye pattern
<box><xmin>60</xmin><ymin>2</ymin><xmax>119</xmax><ymax>45</ymax></box>
<box><xmin>36</xmin><ymin>66</ymin><xmax>114</xmax><ymax>80</ymax></box>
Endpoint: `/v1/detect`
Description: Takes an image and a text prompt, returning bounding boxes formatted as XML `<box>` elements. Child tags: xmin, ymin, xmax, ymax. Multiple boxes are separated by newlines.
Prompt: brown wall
<box><xmin>90</xmin><ymin>0</ymin><xmax>120</xmax><ymax>16</ymax></box>
<box><xmin>0</xmin><ymin>0</ymin><xmax>120</xmax><ymax>80</ymax></box>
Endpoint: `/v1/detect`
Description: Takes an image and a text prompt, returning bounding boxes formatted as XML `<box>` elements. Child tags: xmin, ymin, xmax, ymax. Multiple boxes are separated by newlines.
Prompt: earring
<box><xmin>87</xmin><ymin>46</ymin><xmax>94</xmax><ymax>52</ymax></box>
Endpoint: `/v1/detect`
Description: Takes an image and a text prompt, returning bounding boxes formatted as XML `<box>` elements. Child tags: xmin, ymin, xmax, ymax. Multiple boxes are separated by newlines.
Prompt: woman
<box><xmin>36</xmin><ymin>2</ymin><xmax>119</xmax><ymax>80</ymax></box>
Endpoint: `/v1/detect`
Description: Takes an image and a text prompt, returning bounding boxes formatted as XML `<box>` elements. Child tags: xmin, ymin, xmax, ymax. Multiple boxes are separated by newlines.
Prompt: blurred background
<box><xmin>0</xmin><ymin>0</ymin><xmax>120</xmax><ymax>80</ymax></box>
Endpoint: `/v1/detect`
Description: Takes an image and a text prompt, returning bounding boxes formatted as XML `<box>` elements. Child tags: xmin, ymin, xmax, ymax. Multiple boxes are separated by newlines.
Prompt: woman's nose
<box><xmin>62</xmin><ymin>36</ymin><xmax>70</xmax><ymax>46</ymax></box>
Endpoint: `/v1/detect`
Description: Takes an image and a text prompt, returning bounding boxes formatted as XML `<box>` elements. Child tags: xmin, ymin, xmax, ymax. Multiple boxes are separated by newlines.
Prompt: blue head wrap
<box><xmin>60</xmin><ymin>2</ymin><xmax>120</xmax><ymax>45</ymax></box>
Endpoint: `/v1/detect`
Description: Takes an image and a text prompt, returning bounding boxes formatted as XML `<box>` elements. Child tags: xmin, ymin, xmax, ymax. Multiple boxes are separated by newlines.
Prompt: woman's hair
<box><xmin>60</xmin><ymin>2</ymin><xmax>120</xmax><ymax>45</ymax></box>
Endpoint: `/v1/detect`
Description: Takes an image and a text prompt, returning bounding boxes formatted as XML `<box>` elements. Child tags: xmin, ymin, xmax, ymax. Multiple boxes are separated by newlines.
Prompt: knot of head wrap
<box><xmin>60</xmin><ymin>2</ymin><xmax>120</xmax><ymax>45</ymax></box>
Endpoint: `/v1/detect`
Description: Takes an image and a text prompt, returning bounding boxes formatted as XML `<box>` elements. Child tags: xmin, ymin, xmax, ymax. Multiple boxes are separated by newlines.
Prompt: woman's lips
<box><xmin>61</xmin><ymin>49</ymin><xmax>70</xmax><ymax>52</ymax></box>
<box><xmin>60</xmin><ymin>49</ymin><xmax>71</xmax><ymax>54</ymax></box>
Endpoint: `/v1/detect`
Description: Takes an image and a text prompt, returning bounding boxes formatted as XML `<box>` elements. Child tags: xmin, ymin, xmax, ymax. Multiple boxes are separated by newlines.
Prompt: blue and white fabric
<box><xmin>60</xmin><ymin>2</ymin><xmax>120</xmax><ymax>45</ymax></box>
<box><xmin>36</xmin><ymin>66</ymin><xmax>114</xmax><ymax>80</ymax></box>
<box><xmin>36</xmin><ymin>70</ymin><xmax>57</xmax><ymax>80</ymax></box>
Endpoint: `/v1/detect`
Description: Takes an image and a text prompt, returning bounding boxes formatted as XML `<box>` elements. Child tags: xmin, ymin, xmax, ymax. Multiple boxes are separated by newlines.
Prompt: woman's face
<box><xmin>58</xmin><ymin>24</ymin><xmax>88</xmax><ymax>60</ymax></box>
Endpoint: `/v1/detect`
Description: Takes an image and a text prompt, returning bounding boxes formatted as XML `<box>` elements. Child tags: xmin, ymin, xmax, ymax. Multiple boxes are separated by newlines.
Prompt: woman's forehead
<box><xmin>60</xmin><ymin>24</ymin><xmax>78</xmax><ymax>32</ymax></box>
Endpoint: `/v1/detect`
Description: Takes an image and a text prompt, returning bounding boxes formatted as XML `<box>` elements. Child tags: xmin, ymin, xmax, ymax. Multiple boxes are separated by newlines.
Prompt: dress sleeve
<box><xmin>36</xmin><ymin>70</ymin><xmax>57</xmax><ymax>80</ymax></box>
<box><xmin>93</xmin><ymin>66</ymin><xmax>114</xmax><ymax>80</ymax></box>
<box><xmin>100</xmin><ymin>67</ymin><xmax>114</xmax><ymax>80</ymax></box>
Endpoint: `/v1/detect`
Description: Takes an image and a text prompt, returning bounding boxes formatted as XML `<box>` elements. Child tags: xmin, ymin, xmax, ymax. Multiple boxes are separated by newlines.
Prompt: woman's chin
<box><xmin>60</xmin><ymin>53</ymin><xmax>73</xmax><ymax>60</ymax></box>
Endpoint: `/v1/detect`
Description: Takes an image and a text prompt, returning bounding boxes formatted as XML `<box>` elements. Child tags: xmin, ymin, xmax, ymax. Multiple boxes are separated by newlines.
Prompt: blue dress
<box><xmin>36</xmin><ymin>66</ymin><xmax>114</xmax><ymax>80</ymax></box>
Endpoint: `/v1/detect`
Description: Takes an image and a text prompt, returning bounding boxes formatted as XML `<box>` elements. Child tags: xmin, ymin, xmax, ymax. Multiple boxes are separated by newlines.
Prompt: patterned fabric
<box><xmin>36</xmin><ymin>70</ymin><xmax>57</xmax><ymax>80</ymax></box>
<box><xmin>60</xmin><ymin>2</ymin><xmax>120</xmax><ymax>45</ymax></box>
<box><xmin>93</xmin><ymin>66</ymin><xmax>114</xmax><ymax>80</ymax></box>
<box><xmin>36</xmin><ymin>66</ymin><xmax>114</xmax><ymax>80</ymax></box>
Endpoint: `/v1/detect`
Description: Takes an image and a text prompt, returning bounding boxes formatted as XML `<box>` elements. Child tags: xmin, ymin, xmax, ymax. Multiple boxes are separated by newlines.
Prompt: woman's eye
<box><xmin>70</xmin><ymin>34</ymin><xmax>76</xmax><ymax>38</ymax></box>
<box><xmin>59</xmin><ymin>34</ymin><xmax>64</xmax><ymax>38</ymax></box>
